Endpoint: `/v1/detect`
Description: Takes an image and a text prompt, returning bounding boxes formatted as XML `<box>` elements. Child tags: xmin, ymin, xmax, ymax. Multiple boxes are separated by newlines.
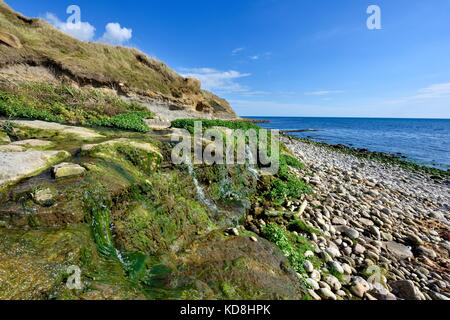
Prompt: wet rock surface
<box><xmin>171</xmin><ymin>232</ymin><xmax>305</xmax><ymax>299</ymax></box>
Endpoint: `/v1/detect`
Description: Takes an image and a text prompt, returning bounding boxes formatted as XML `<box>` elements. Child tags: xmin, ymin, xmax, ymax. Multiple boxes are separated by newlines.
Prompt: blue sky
<box><xmin>6</xmin><ymin>0</ymin><xmax>450</xmax><ymax>118</ymax></box>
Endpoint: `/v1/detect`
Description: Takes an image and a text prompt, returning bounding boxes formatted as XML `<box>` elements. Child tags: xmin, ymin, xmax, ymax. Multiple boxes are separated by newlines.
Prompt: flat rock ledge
<box><xmin>0</xmin><ymin>150</ymin><xmax>70</xmax><ymax>189</ymax></box>
<box><xmin>11</xmin><ymin>139</ymin><xmax>53</xmax><ymax>149</ymax></box>
<box><xmin>82</xmin><ymin>138</ymin><xmax>162</xmax><ymax>157</ymax></box>
<box><xmin>1</xmin><ymin>120</ymin><xmax>104</xmax><ymax>140</ymax></box>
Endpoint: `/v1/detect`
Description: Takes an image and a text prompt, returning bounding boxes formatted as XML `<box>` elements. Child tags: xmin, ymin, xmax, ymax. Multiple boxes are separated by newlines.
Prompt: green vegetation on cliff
<box><xmin>0</xmin><ymin>2</ymin><xmax>235</xmax><ymax>117</ymax></box>
<box><xmin>262</xmin><ymin>223</ymin><xmax>322</xmax><ymax>274</ymax></box>
<box><xmin>0</xmin><ymin>83</ymin><xmax>153</xmax><ymax>132</ymax></box>
<box><xmin>171</xmin><ymin>118</ymin><xmax>260</xmax><ymax>133</ymax></box>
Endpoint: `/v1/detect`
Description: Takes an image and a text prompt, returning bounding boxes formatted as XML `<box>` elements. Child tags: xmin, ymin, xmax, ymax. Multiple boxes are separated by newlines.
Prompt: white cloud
<box><xmin>45</xmin><ymin>13</ymin><xmax>132</xmax><ymax>45</ymax></box>
<box><xmin>304</xmin><ymin>90</ymin><xmax>344</xmax><ymax>96</ymax></box>
<box><xmin>100</xmin><ymin>22</ymin><xmax>133</xmax><ymax>45</ymax></box>
<box><xmin>249</xmin><ymin>52</ymin><xmax>272</xmax><ymax>61</ymax></box>
<box><xmin>232</xmin><ymin>47</ymin><xmax>244</xmax><ymax>55</ymax></box>
<box><xmin>386</xmin><ymin>82</ymin><xmax>450</xmax><ymax>105</ymax></box>
<box><xmin>45</xmin><ymin>12</ymin><xmax>95</xmax><ymax>41</ymax></box>
<box><xmin>415</xmin><ymin>83</ymin><xmax>450</xmax><ymax>99</ymax></box>
<box><xmin>180</xmin><ymin>67</ymin><xmax>251</xmax><ymax>94</ymax></box>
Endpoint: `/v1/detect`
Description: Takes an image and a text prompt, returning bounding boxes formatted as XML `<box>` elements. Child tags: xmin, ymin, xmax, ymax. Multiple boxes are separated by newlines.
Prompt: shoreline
<box><xmin>282</xmin><ymin>134</ymin><xmax>450</xmax><ymax>181</ymax></box>
<box><xmin>278</xmin><ymin>136</ymin><xmax>450</xmax><ymax>300</ymax></box>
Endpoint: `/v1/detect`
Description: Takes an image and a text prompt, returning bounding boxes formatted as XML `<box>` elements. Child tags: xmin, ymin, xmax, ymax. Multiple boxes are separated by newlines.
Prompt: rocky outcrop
<box><xmin>0</xmin><ymin>31</ymin><xmax>21</xmax><ymax>49</ymax></box>
<box><xmin>11</xmin><ymin>139</ymin><xmax>53</xmax><ymax>149</ymax></box>
<box><xmin>2</xmin><ymin>120</ymin><xmax>105</xmax><ymax>140</ymax></box>
<box><xmin>0</xmin><ymin>150</ymin><xmax>70</xmax><ymax>189</ymax></box>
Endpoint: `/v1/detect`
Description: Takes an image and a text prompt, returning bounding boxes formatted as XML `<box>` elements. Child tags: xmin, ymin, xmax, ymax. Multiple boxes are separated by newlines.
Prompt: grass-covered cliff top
<box><xmin>0</xmin><ymin>1</ymin><xmax>235</xmax><ymax>117</ymax></box>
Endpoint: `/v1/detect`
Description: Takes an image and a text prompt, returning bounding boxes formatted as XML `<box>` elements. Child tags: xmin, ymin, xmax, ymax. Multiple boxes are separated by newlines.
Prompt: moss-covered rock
<box><xmin>158</xmin><ymin>231</ymin><xmax>306</xmax><ymax>300</ymax></box>
<box><xmin>0</xmin><ymin>130</ymin><xmax>10</xmax><ymax>144</ymax></box>
<box><xmin>0</xmin><ymin>150</ymin><xmax>70</xmax><ymax>190</ymax></box>
<box><xmin>32</xmin><ymin>187</ymin><xmax>55</xmax><ymax>207</ymax></box>
<box><xmin>0</xmin><ymin>144</ymin><xmax>25</xmax><ymax>152</ymax></box>
<box><xmin>0</xmin><ymin>225</ymin><xmax>143</xmax><ymax>300</ymax></box>
<box><xmin>113</xmin><ymin>170</ymin><xmax>215</xmax><ymax>255</ymax></box>
<box><xmin>2</xmin><ymin>120</ymin><xmax>105</xmax><ymax>141</ymax></box>
<box><xmin>53</xmin><ymin>163</ymin><xmax>86</xmax><ymax>179</ymax></box>
<box><xmin>83</xmin><ymin>138</ymin><xmax>162</xmax><ymax>176</ymax></box>
<box><xmin>11</xmin><ymin>139</ymin><xmax>54</xmax><ymax>150</ymax></box>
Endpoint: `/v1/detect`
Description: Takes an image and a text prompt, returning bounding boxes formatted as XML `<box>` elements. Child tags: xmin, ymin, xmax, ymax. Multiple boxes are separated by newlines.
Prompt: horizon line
<box><xmin>242</xmin><ymin>115</ymin><xmax>450</xmax><ymax>120</ymax></box>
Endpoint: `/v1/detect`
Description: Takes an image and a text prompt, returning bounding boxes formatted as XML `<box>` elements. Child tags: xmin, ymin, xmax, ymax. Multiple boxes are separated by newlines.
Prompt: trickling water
<box><xmin>245</xmin><ymin>145</ymin><xmax>259</xmax><ymax>179</ymax></box>
<box><xmin>185</xmin><ymin>158</ymin><xmax>219</xmax><ymax>212</ymax></box>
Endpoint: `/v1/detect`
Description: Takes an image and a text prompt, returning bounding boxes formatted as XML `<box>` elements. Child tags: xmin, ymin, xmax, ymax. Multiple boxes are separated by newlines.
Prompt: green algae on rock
<box><xmin>11</xmin><ymin>139</ymin><xmax>54</xmax><ymax>150</ymax></box>
<box><xmin>0</xmin><ymin>130</ymin><xmax>10</xmax><ymax>144</ymax></box>
<box><xmin>1</xmin><ymin>120</ymin><xmax>105</xmax><ymax>141</ymax></box>
<box><xmin>0</xmin><ymin>150</ymin><xmax>70</xmax><ymax>190</ymax></box>
<box><xmin>160</xmin><ymin>231</ymin><xmax>306</xmax><ymax>300</ymax></box>
<box><xmin>53</xmin><ymin>162</ymin><xmax>86</xmax><ymax>179</ymax></box>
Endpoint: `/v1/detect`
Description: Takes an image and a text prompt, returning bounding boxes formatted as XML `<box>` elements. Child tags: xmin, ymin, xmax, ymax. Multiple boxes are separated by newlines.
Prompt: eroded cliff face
<box><xmin>0</xmin><ymin>2</ymin><xmax>237</xmax><ymax>120</ymax></box>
